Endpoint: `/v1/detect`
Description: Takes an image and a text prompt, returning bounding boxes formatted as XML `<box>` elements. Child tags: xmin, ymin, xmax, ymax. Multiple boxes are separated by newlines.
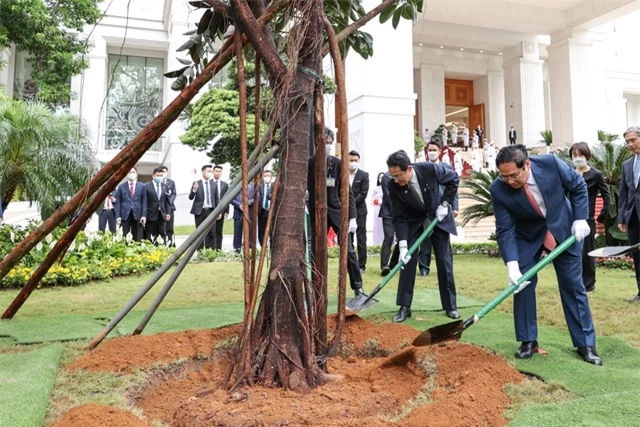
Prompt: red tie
<box><xmin>523</xmin><ymin>183</ymin><xmax>556</xmax><ymax>250</ymax></box>
<box><xmin>129</xmin><ymin>183</ymin><xmax>135</xmax><ymax>197</ymax></box>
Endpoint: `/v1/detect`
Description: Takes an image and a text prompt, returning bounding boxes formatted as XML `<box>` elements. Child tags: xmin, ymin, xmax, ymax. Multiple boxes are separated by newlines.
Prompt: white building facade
<box><xmin>1</xmin><ymin>0</ymin><xmax>639</xmax><ymax>232</ymax></box>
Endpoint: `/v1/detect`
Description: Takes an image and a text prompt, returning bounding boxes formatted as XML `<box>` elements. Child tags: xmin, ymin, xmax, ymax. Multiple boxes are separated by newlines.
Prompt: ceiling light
<box><xmin>480</xmin><ymin>50</ymin><xmax>484</xmax><ymax>53</ymax></box>
<box><xmin>460</xmin><ymin>48</ymin><xmax>464</xmax><ymax>51</ymax></box>
<box><xmin>498</xmin><ymin>52</ymin><xmax>503</xmax><ymax>55</ymax></box>
<box><xmin>419</xmin><ymin>43</ymin><xmax>424</xmax><ymax>46</ymax></box>
<box><xmin>439</xmin><ymin>45</ymin><xmax>444</xmax><ymax>49</ymax></box>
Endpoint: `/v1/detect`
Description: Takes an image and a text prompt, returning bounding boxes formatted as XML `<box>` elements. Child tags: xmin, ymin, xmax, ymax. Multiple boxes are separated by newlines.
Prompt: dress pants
<box><xmin>194</xmin><ymin>208</ymin><xmax>217</xmax><ymax>249</ymax></box>
<box><xmin>352</xmin><ymin>214</ymin><xmax>367</xmax><ymax>270</ymax></box>
<box><xmin>395</xmin><ymin>223</ymin><xmax>457</xmax><ymax>312</ymax></box>
<box><xmin>98</xmin><ymin>209</ymin><xmax>116</xmax><ymax>234</ymax></box>
<box><xmin>145</xmin><ymin>218</ymin><xmax>167</xmax><ymax>245</ymax></box>
<box><xmin>514</xmin><ymin>246</ymin><xmax>596</xmax><ymax>347</ymax></box>
<box><xmin>628</xmin><ymin>212</ymin><xmax>640</xmax><ymax>294</ymax></box>
<box><xmin>581</xmin><ymin>219</ymin><xmax>597</xmax><ymax>291</ymax></box>
<box><xmin>380</xmin><ymin>218</ymin><xmax>394</xmax><ymax>269</ymax></box>
<box><xmin>122</xmin><ymin>213</ymin><xmax>142</xmax><ymax>241</ymax></box>
<box><xmin>214</xmin><ymin>216</ymin><xmax>225</xmax><ymax>250</ymax></box>
<box><xmin>165</xmin><ymin>210</ymin><xmax>175</xmax><ymax>246</ymax></box>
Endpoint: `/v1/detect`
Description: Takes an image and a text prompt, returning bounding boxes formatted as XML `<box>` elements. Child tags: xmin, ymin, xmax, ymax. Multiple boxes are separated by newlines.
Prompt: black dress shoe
<box><xmin>577</xmin><ymin>346</ymin><xmax>602</xmax><ymax>365</ymax></box>
<box><xmin>419</xmin><ymin>269</ymin><xmax>429</xmax><ymax>277</ymax></box>
<box><xmin>381</xmin><ymin>266</ymin><xmax>390</xmax><ymax>277</ymax></box>
<box><xmin>515</xmin><ymin>341</ymin><xmax>539</xmax><ymax>359</ymax></box>
<box><xmin>625</xmin><ymin>294</ymin><xmax>640</xmax><ymax>303</ymax></box>
<box><xmin>353</xmin><ymin>288</ymin><xmax>366</xmax><ymax>298</ymax></box>
<box><xmin>585</xmin><ymin>285</ymin><xmax>595</xmax><ymax>293</ymax></box>
<box><xmin>446</xmin><ymin>310</ymin><xmax>460</xmax><ymax>319</ymax></box>
<box><xmin>392</xmin><ymin>306</ymin><xmax>411</xmax><ymax>323</ymax></box>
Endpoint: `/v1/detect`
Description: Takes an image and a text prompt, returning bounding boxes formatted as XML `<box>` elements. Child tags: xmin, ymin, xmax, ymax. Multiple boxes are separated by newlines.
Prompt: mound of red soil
<box><xmin>50</xmin><ymin>403</ymin><xmax>150</xmax><ymax>427</ymax></box>
<box><xmin>58</xmin><ymin>316</ymin><xmax>523</xmax><ymax>426</ymax></box>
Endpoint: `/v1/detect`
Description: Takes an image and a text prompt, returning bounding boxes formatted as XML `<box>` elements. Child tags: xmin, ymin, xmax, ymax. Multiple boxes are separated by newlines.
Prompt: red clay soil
<box><xmin>49</xmin><ymin>403</ymin><xmax>150</xmax><ymax>427</ymax></box>
<box><xmin>58</xmin><ymin>316</ymin><xmax>524</xmax><ymax>426</ymax></box>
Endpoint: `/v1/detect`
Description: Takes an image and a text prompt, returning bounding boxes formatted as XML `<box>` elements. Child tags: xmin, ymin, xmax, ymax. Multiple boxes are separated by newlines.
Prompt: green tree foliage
<box><xmin>0</xmin><ymin>91</ymin><xmax>96</xmax><ymax>216</ymax></box>
<box><xmin>0</xmin><ymin>0</ymin><xmax>102</xmax><ymax>104</ymax></box>
<box><xmin>460</xmin><ymin>169</ymin><xmax>500</xmax><ymax>226</ymax></box>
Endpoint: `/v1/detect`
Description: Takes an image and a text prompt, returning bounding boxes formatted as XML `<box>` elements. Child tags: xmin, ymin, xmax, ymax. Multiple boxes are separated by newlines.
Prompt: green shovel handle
<box><xmin>366</xmin><ymin>217</ymin><xmax>439</xmax><ymax>297</ymax></box>
<box><xmin>475</xmin><ymin>235</ymin><xmax>577</xmax><ymax>320</ymax></box>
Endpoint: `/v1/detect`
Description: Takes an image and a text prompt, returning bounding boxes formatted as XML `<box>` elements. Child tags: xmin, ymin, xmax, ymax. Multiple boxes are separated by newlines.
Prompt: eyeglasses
<box><xmin>499</xmin><ymin>167</ymin><xmax>525</xmax><ymax>182</ymax></box>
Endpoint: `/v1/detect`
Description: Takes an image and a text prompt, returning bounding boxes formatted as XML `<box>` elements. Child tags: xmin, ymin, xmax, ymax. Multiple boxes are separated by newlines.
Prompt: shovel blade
<box><xmin>412</xmin><ymin>319</ymin><xmax>465</xmax><ymax>347</ymax></box>
<box><xmin>588</xmin><ymin>244</ymin><xmax>638</xmax><ymax>258</ymax></box>
<box><xmin>345</xmin><ymin>294</ymin><xmax>379</xmax><ymax>315</ymax></box>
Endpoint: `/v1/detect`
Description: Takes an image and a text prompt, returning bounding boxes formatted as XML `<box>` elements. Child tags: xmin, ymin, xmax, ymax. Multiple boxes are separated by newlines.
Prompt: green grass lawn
<box><xmin>173</xmin><ymin>218</ymin><xmax>234</xmax><ymax>236</ymax></box>
<box><xmin>1</xmin><ymin>254</ymin><xmax>639</xmax><ymax>426</ymax></box>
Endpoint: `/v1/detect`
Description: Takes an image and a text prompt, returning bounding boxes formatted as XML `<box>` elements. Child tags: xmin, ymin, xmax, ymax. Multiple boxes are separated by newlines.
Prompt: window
<box><xmin>105</xmin><ymin>55</ymin><xmax>164</xmax><ymax>151</ymax></box>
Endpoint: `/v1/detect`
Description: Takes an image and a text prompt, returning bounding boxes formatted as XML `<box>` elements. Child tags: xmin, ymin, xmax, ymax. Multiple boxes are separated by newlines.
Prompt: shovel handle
<box><xmin>364</xmin><ymin>218</ymin><xmax>439</xmax><ymax>299</ymax></box>
<box><xmin>475</xmin><ymin>235</ymin><xmax>577</xmax><ymax>320</ymax></box>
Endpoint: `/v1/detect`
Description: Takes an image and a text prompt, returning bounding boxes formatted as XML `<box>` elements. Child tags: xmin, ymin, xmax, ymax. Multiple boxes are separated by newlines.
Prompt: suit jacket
<box><xmin>379</xmin><ymin>172</ymin><xmax>393</xmax><ymax>220</ymax></box>
<box><xmin>0</xmin><ymin>200</ymin><xmax>4</xmax><ymax>219</ymax></box>
<box><xmin>258</xmin><ymin>182</ymin><xmax>273</xmax><ymax>215</ymax></box>
<box><xmin>308</xmin><ymin>154</ymin><xmax>357</xmax><ymax>226</ymax></box>
<box><xmin>232</xmin><ymin>183</ymin><xmax>256</xmax><ymax>220</ymax></box>
<box><xmin>213</xmin><ymin>180</ymin><xmax>230</xmax><ymax>215</ymax></box>
<box><xmin>429</xmin><ymin>161</ymin><xmax>459</xmax><ymax>211</ymax></box>
<box><xmin>96</xmin><ymin>192</ymin><xmax>117</xmax><ymax>216</ymax></box>
<box><xmin>617</xmin><ymin>156</ymin><xmax>640</xmax><ymax>226</ymax></box>
<box><xmin>490</xmin><ymin>155</ymin><xmax>587</xmax><ymax>265</ymax></box>
<box><xmin>189</xmin><ymin>179</ymin><xmax>218</xmax><ymax>216</ymax></box>
<box><xmin>145</xmin><ymin>181</ymin><xmax>172</xmax><ymax>221</ymax></box>
<box><xmin>509</xmin><ymin>129</ymin><xmax>517</xmax><ymax>140</ymax></box>
<box><xmin>115</xmin><ymin>181</ymin><xmax>147</xmax><ymax>221</ymax></box>
<box><xmin>387</xmin><ymin>162</ymin><xmax>459</xmax><ymax>241</ymax></box>
<box><xmin>164</xmin><ymin>178</ymin><xmax>177</xmax><ymax>211</ymax></box>
<box><xmin>350</xmin><ymin>169</ymin><xmax>369</xmax><ymax>217</ymax></box>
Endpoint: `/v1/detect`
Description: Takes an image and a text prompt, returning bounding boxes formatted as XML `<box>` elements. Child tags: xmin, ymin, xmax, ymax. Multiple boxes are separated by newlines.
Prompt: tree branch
<box><xmin>230</xmin><ymin>0</ymin><xmax>287</xmax><ymax>82</ymax></box>
<box><xmin>321</xmin><ymin>0</ymin><xmax>395</xmax><ymax>57</ymax></box>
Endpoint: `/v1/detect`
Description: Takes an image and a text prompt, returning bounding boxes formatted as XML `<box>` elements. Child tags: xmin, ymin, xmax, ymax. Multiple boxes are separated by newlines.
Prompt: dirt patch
<box><xmin>57</xmin><ymin>316</ymin><xmax>523</xmax><ymax>426</ymax></box>
<box><xmin>49</xmin><ymin>403</ymin><xmax>150</xmax><ymax>427</ymax></box>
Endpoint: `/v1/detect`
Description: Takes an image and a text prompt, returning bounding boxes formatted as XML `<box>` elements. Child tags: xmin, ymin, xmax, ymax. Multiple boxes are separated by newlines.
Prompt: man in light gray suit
<box><xmin>617</xmin><ymin>126</ymin><xmax>640</xmax><ymax>302</ymax></box>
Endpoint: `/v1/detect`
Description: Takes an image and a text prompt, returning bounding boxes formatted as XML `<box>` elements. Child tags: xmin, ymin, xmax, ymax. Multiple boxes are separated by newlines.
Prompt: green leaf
<box><xmin>177</xmin><ymin>57</ymin><xmax>193</xmax><ymax>65</ymax></box>
<box><xmin>183</xmin><ymin>29</ymin><xmax>198</xmax><ymax>36</ymax></box>
<box><xmin>176</xmin><ymin>37</ymin><xmax>196</xmax><ymax>52</ymax></box>
<box><xmin>198</xmin><ymin>9</ymin><xmax>213</xmax><ymax>35</ymax></box>
<box><xmin>163</xmin><ymin>66</ymin><xmax>189</xmax><ymax>78</ymax></box>
<box><xmin>416</xmin><ymin>0</ymin><xmax>425</xmax><ymax>13</ymax></box>
<box><xmin>379</xmin><ymin>4</ymin><xmax>396</xmax><ymax>23</ymax></box>
<box><xmin>401</xmin><ymin>3</ymin><xmax>414</xmax><ymax>20</ymax></box>
<box><xmin>188</xmin><ymin>1</ymin><xmax>210</xmax><ymax>8</ymax></box>
<box><xmin>171</xmin><ymin>75</ymin><xmax>188</xmax><ymax>91</ymax></box>
<box><xmin>392</xmin><ymin>7</ymin><xmax>402</xmax><ymax>29</ymax></box>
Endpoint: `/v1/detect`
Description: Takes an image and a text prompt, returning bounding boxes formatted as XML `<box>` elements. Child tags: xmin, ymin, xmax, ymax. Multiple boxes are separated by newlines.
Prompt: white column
<box><xmin>548</xmin><ymin>30</ymin><xmax>600</xmax><ymax>146</ymax></box>
<box><xmin>487</xmin><ymin>70</ymin><xmax>506</xmax><ymax>147</ymax></box>
<box><xmin>605</xmin><ymin>85</ymin><xmax>628</xmax><ymax>137</ymax></box>
<box><xmin>0</xmin><ymin>48</ymin><xmax>14</xmax><ymax>96</ymax></box>
<box><xmin>419</xmin><ymin>64</ymin><xmax>446</xmax><ymax>136</ymax></box>
<box><xmin>342</xmin><ymin>0</ymin><xmax>416</xmax><ymax>231</ymax></box>
<box><xmin>503</xmin><ymin>42</ymin><xmax>545</xmax><ymax>148</ymax></box>
<box><xmin>70</xmin><ymin>36</ymin><xmax>107</xmax><ymax>154</ymax></box>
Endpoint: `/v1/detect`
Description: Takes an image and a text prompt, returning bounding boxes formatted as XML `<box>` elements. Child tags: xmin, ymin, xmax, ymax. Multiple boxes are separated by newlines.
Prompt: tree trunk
<box><xmin>227</xmin><ymin>0</ymin><xmax>325</xmax><ymax>391</ymax></box>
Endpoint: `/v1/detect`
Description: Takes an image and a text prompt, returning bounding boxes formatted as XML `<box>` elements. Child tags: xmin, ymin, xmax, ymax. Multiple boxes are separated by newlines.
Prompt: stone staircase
<box><xmin>455</xmin><ymin>186</ymin><xmax>495</xmax><ymax>243</ymax></box>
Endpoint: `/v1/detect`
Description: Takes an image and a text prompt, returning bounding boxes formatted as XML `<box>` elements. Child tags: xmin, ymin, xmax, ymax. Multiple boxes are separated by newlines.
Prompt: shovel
<box><xmin>588</xmin><ymin>242</ymin><xmax>640</xmax><ymax>258</ymax></box>
<box><xmin>412</xmin><ymin>235</ymin><xmax>577</xmax><ymax>346</ymax></box>
<box><xmin>346</xmin><ymin>217</ymin><xmax>439</xmax><ymax>314</ymax></box>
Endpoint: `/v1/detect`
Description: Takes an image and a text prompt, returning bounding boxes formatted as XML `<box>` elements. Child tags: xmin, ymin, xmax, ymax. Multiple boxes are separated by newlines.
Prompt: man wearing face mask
<box><xmin>308</xmin><ymin>127</ymin><xmax>366</xmax><ymax>297</ymax></box>
<box><xmin>348</xmin><ymin>150</ymin><xmax>370</xmax><ymax>273</ymax></box>
<box><xmin>189</xmin><ymin>164</ymin><xmax>218</xmax><ymax>250</ymax></box>
<box><xmin>159</xmin><ymin>166</ymin><xmax>177</xmax><ymax>246</ymax></box>
<box><xmin>144</xmin><ymin>167</ymin><xmax>172</xmax><ymax>245</ymax></box>
<box><xmin>570</xmin><ymin>142</ymin><xmax>610</xmax><ymax>293</ymax></box>
<box><xmin>115</xmin><ymin>167</ymin><xmax>147</xmax><ymax>241</ymax></box>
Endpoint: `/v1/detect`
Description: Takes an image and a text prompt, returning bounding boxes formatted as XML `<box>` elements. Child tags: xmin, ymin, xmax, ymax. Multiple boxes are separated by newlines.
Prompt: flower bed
<box><xmin>1</xmin><ymin>223</ymin><xmax>173</xmax><ymax>289</ymax></box>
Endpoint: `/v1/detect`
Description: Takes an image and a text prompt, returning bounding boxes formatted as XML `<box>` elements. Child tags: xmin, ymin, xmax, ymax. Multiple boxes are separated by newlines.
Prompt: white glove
<box><xmin>398</xmin><ymin>240</ymin><xmax>411</xmax><ymax>265</ymax></box>
<box><xmin>571</xmin><ymin>219</ymin><xmax>590</xmax><ymax>242</ymax></box>
<box><xmin>348</xmin><ymin>218</ymin><xmax>357</xmax><ymax>234</ymax></box>
<box><xmin>436</xmin><ymin>204</ymin><xmax>449</xmax><ymax>222</ymax></box>
<box><xmin>507</xmin><ymin>261</ymin><xmax>530</xmax><ymax>293</ymax></box>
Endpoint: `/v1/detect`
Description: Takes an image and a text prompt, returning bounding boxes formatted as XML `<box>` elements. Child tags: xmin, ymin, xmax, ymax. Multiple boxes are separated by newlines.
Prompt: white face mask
<box><xmin>349</xmin><ymin>161</ymin><xmax>359</xmax><ymax>171</ymax></box>
<box><xmin>572</xmin><ymin>157</ymin><xmax>587</xmax><ymax>168</ymax></box>
<box><xmin>427</xmin><ymin>151</ymin><xmax>440</xmax><ymax>161</ymax></box>
<box><xmin>127</xmin><ymin>173</ymin><xmax>137</xmax><ymax>182</ymax></box>
<box><xmin>264</xmin><ymin>176</ymin><xmax>272</xmax><ymax>184</ymax></box>
<box><xmin>325</xmin><ymin>144</ymin><xmax>334</xmax><ymax>157</ymax></box>
<box><xmin>204</xmin><ymin>172</ymin><xmax>213</xmax><ymax>180</ymax></box>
